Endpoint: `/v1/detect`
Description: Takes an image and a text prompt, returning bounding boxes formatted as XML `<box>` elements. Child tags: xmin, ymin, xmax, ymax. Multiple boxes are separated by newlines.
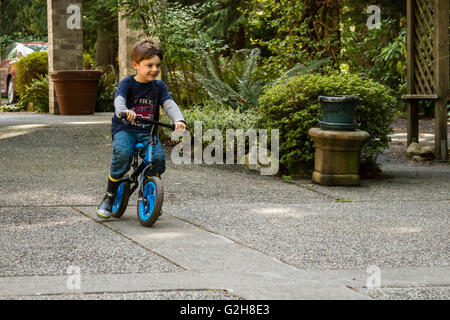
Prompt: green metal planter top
<box><xmin>318</xmin><ymin>95</ymin><xmax>360</xmax><ymax>131</ymax></box>
<box><xmin>318</xmin><ymin>95</ymin><xmax>360</xmax><ymax>103</ymax></box>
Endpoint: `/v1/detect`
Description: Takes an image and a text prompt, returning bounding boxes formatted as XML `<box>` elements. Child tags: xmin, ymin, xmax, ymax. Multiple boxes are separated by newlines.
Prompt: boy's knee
<box><xmin>113</xmin><ymin>149</ymin><xmax>133</xmax><ymax>164</ymax></box>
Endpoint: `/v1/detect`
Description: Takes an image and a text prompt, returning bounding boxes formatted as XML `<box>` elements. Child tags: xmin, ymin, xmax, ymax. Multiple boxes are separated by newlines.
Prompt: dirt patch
<box><xmin>377</xmin><ymin>116</ymin><xmax>450</xmax><ymax>167</ymax></box>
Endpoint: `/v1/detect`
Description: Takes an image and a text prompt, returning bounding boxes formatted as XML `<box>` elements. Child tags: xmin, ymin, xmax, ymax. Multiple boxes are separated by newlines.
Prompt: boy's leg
<box><xmin>97</xmin><ymin>131</ymin><xmax>136</xmax><ymax>219</ymax></box>
<box><xmin>138</xmin><ymin>133</ymin><xmax>166</xmax><ymax>177</ymax></box>
<box><xmin>151</xmin><ymin>136</ymin><xmax>166</xmax><ymax>176</ymax></box>
<box><xmin>110</xmin><ymin>130</ymin><xmax>136</xmax><ymax>179</ymax></box>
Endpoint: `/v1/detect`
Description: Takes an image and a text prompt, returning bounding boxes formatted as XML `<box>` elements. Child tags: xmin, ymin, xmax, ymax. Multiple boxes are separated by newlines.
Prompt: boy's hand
<box><xmin>125</xmin><ymin>110</ymin><xmax>137</xmax><ymax>123</ymax></box>
<box><xmin>175</xmin><ymin>121</ymin><xmax>186</xmax><ymax>131</ymax></box>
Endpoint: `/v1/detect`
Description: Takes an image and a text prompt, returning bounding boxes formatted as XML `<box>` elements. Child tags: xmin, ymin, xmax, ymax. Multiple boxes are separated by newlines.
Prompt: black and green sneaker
<box><xmin>96</xmin><ymin>177</ymin><xmax>121</xmax><ymax>219</ymax></box>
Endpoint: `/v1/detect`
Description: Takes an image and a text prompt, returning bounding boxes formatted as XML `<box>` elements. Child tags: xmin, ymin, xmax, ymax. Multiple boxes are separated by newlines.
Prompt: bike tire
<box><xmin>111</xmin><ymin>178</ymin><xmax>130</xmax><ymax>218</ymax></box>
<box><xmin>137</xmin><ymin>176</ymin><xmax>164</xmax><ymax>227</ymax></box>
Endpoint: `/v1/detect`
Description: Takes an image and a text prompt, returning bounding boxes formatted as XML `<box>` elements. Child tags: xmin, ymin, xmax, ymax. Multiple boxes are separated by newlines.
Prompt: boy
<box><xmin>97</xmin><ymin>39</ymin><xmax>186</xmax><ymax>219</ymax></box>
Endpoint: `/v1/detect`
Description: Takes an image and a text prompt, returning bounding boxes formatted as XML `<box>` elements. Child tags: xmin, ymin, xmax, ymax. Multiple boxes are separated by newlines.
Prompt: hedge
<box><xmin>257</xmin><ymin>72</ymin><xmax>397</xmax><ymax>174</ymax></box>
<box><xmin>16</xmin><ymin>51</ymin><xmax>48</xmax><ymax>95</ymax></box>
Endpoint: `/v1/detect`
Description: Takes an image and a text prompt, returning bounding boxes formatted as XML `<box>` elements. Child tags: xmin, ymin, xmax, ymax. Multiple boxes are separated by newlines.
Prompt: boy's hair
<box><xmin>130</xmin><ymin>39</ymin><xmax>163</xmax><ymax>63</ymax></box>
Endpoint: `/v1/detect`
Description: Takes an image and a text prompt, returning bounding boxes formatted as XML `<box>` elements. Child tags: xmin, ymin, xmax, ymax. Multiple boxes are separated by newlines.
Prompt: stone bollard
<box><xmin>309</xmin><ymin>95</ymin><xmax>370</xmax><ymax>186</ymax></box>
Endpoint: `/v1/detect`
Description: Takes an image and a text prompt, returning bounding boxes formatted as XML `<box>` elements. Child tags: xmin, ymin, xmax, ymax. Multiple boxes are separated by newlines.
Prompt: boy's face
<box><xmin>132</xmin><ymin>55</ymin><xmax>161</xmax><ymax>83</ymax></box>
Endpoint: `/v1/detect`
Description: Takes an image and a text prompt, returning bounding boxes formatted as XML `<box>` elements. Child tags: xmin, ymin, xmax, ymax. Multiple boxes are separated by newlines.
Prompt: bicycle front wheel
<box><xmin>111</xmin><ymin>178</ymin><xmax>130</xmax><ymax>218</ymax></box>
<box><xmin>137</xmin><ymin>176</ymin><xmax>163</xmax><ymax>227</ymax></box>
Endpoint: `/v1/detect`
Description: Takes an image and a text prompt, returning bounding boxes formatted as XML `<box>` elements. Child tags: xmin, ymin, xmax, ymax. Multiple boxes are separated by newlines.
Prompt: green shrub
<box><xmin>16</xmin><ymin>74</ymin><xmax>49</xmax><ymax>113</ymax></box>
<box><xmin>258</xmin><ymin>72</ymin><xmax>397</xmax><ymax>174</ymax></box>
<box><xmin>0</xmin><ymin>103</ymin><xmax>25</xmax><ymax>112</ymax></box>
<box><xmin>83</xmin><ymin>52</ymin><xmax>97</xmax><ymax>70</ymax></box>
<box><xmin>184</xmin><ymin>100</ymin><xmax>260</xmax><ymax>132</ymax></box>
<box><xmin>16</xmin><ymin>51</ymin><xmax>48</xmax><ymax>95</ymax></box>
<box><xmin>159</xmin><ymin>100</ymin><xmax>261</xmax><ymax>156</ymax></box>
<box><xmin>95</xmin><ymin>65</ymin><xmax>118</xmax><ymax>112</ymax></box>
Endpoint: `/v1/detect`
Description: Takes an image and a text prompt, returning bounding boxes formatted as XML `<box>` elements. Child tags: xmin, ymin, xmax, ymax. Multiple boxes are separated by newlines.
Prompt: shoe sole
<box><xmin>96</xmin><ymin>210</ymin><xmax>112</xmax><ymax>219</ymax></box>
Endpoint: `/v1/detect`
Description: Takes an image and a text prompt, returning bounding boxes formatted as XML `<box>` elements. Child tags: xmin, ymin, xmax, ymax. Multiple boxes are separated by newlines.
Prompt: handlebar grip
<box><xmin>119</xmin><ymin>111</ymin><xmax>127</xmax><ymax>120</ymax></box>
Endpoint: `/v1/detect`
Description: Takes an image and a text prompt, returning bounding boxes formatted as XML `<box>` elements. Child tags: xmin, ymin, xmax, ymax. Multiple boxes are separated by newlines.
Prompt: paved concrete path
<box><xmin>0</xmin><ymin>112</ymin><xmax>449</xmax><ymax>300</ymax></box>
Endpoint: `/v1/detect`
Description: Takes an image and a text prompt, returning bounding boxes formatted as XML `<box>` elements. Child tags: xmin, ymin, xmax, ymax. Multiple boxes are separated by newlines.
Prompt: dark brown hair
<box><xmin>130</xmin><ymin>39</ymin><xmax>163</xmax><ymax>63</ymax></box>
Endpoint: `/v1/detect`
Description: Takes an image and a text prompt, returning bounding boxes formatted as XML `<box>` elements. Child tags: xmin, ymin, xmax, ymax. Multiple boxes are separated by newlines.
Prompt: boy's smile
<box><xmin>132</xmin><ymin>56</ymin><xmax>161</xmax><ymax>83</ymax></box>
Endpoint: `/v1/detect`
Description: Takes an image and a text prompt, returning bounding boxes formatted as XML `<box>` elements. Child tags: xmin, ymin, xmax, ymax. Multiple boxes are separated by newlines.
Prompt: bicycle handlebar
<box><xmin>119</xmin><ymin>112</ymin><xmax>187</xmax><ymax>131</ymax></box>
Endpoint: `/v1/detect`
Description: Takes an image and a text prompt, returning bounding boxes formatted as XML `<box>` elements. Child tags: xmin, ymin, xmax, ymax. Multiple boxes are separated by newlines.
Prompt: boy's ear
<box><xmin>131</xmin><ymin>60</ymin><xmax>138</xmax><ymax>70</ymax></box>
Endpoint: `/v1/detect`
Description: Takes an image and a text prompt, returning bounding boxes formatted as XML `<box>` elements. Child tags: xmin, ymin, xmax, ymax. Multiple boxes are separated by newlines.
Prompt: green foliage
<box><xmin>83</xmin><ymin>0</ymin><xmax>119</xmax><ymax>63</ymax></box>
<box><xmin>258</xmin><ymin>72</ymin><xmax>397</xmax><ymax>173</ymax></box>
<box><xmin>0</xmin><ymin>32</ymin><xmax>47</xmax><ymax>53</ymax></box>
<box><xmin>282</xmin><ymin>175</ymin><xmax>294</xmax><ymax>184</ymax></box>
<box><xmin>183</xmin><ymin>100</ymin><xmax>261</xmax><ymax>133</ymax></box>
<box><xmin>162</xmin><ymin>100</ymin><xmax>261</xmax><ymax>155</ymax></box>
<box><xmin>269</xmin><ymin>57</ymin><xmax>332</xmax><ymax>87</ymax></box>
<box><xmin>119</xmin><ymin>0</ymin><xmax>226</xmax><ymax>106</ymax></box>
<box><xmin>248</xmin><ymin>0</ymin><xmax>341</xmax><ymax>76</ymax></box>
<box><xmin>95</xmin><ymin>65</ymin><xmax>119</xmax><ymax>112</ymax></box>
<box><xmin>201</xmin><ymin>0</ymin><xmax>249</xmax><ymax>51</ymax></box>
<box><xmin>196</xmin><ymin>48</ymin><xmax>264</xmax><ymax>111</ymax></box>
<box><xmin>373</xmin><ymin>28</ymin><xmax>407</xmax><ymax>97</ymax></box>
<box><xmin>340</xmin><ymin>17</ymin><xmax>407</xmax><ymax>102</ymax></box>
<box><xmin>16</xmin><ymin>51</ymin><xmax>48</xmax><ymax>95</ymax></box>
<box><xmin>16</xmin><ymin>74</ymin><xmax>49</xmax><ymax>113</ymax></box>
<box><xmin>0</xmin><ymin>0</ymin><xmax>47</xmax><ymax>38</ymax></box>
<box><xmin>83</xmin><ymin>53</ymin><xmax>97</xmax><ymax>70</ymax></box>
<box><xmin>0</xmin><ymin>103</ymin><xmax>25</xmax><ymax>112</ymax></box>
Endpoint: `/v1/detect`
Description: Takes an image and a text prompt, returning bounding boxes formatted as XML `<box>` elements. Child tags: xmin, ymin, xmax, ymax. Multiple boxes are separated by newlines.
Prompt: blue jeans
<box><xmin>110</xmin><ymin>130</ymin><xmax>166</xmax><ymax>180</ymax></box>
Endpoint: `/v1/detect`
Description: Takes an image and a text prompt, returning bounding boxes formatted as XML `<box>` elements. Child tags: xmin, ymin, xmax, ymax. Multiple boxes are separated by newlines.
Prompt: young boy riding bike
<box><xmin>97</xmin><ymin>39</ymin><xmax>186</xmax><ymax>219</ymax></box>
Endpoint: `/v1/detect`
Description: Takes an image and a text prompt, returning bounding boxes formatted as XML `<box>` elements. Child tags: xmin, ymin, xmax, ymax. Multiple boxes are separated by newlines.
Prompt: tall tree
<box><xmin>0</xmin><ymin>0</ymin><xmax>47</xmax><ymax>37</ymax></box>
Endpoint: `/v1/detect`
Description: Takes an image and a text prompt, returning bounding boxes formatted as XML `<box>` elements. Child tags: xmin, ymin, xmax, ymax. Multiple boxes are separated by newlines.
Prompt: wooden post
<box><xmin>406</xmin><ymin>0</ymin><xmax>419</xmax><ymax>145</ymax></box>
<box><xmin>433</xmin><ymin>0</ymin><xmax>449</xmax><ymax>160</ymax></box>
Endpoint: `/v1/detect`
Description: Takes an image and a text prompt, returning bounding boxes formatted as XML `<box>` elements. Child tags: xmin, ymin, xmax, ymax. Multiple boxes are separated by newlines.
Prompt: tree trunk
<box><xmin>159</xmin><ymin>0</ymin><xmax>169</xmax><ymax>84</ymax></box>
<box><xmin>303</xmin><ymin>0</ymin><xmax>341</xmax><ymax>66</ymax></box>
<box><xmin>95</xmin><ymin>27</ymin><xmax>113</xmax><ymax>66</ymax></box>
<box><xmin>323</xmin><ymin>0</ymin><xmax>341</xmax><ymax>65</ymax></box>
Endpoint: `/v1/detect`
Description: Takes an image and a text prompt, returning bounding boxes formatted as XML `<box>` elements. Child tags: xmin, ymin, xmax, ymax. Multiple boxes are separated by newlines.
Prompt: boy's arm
<box><xmin>162</xmin><ymin>99</ymin><xmax>186</xmax><ymax>124</ymax></box>
<box><xmin>115</xmin><ymin>96</ymin><xmax>128</xmax><ymax>118</ymax></box>
<box><xmin>114</xmin><ymin>78</ymin><xmax>131</xmax><ymax>118</ymax></box>
<box><xmin>160</xmin><ymin>81</ymin><xmax>186</xmax><ymax>126</ymax></box>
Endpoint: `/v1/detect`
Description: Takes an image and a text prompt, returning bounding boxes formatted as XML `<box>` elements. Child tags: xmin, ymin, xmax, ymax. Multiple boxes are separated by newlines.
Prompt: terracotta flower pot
<box><xmin>50</xmin><ymin>70</ymin><xmax>102</xmax><ymax>115</ymax></box>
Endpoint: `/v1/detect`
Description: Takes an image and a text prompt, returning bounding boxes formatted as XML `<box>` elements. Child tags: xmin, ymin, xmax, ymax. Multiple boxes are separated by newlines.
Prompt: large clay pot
<box><xmin>50</xmin><ymin>70</ymin><xmax>102</xmax><ymax>115</ymax></box>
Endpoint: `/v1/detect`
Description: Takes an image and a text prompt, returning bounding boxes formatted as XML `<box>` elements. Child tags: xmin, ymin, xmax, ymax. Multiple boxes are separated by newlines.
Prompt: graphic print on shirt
<box><xmin>132</xmin><ymin>97</ymin><xmax>155</xmax><ymax>119</ymax></box>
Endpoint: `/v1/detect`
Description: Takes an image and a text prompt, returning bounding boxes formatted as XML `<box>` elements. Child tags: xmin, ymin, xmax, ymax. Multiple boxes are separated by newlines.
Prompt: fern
<box><xmin>196</xmin><ymin>48</ymin><xmax>264</xmax><ymax>111</ymax></box>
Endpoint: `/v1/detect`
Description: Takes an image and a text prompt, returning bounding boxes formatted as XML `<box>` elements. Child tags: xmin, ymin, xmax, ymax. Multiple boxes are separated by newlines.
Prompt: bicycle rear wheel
<box><xmin>137</xmin><ymin>176</ymin><xmax>163</xmax><ymax>227</ymax></box>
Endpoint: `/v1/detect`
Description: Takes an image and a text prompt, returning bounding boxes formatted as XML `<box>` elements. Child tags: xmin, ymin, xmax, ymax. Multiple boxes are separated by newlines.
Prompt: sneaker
<box><xmin>96</xmin><ymin>193</ymin><xmax>115</xmax><ymax>219</ymax></box>
<box><xmin>96</xmin><ymin>176</ymin><xmax>121</xmax><ymax>219</ymax></box>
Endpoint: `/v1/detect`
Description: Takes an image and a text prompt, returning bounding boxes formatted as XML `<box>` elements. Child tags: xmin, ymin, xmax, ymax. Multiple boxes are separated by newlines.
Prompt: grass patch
<box><xmin>282</xmin><ymin>175</ymin><xmax>294</xmax><ymax>184</ymax></box>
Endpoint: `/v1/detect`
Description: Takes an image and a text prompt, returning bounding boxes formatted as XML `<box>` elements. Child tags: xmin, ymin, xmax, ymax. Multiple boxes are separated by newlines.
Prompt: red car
<box><xmin>0</xmin><ymin>41</ymin><xmax>47</xmax><ymax>104</ymax></box>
